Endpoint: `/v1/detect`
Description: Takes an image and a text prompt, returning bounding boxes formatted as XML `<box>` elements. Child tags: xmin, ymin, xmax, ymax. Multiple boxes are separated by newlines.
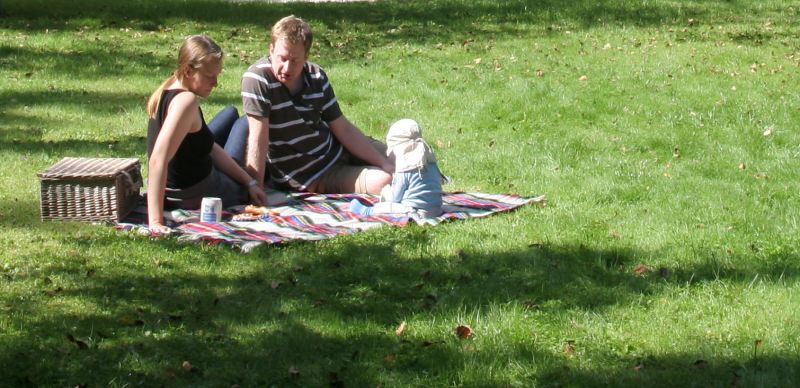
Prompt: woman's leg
<box><xmin>207</xmin><ymin>105</ymin><xmax>239</xmax><ymax>147</ymax></box>
<box><xmin>210</xmin><ymin>168</ymin><xmax>246</xmax><ymax>207</ymax></box>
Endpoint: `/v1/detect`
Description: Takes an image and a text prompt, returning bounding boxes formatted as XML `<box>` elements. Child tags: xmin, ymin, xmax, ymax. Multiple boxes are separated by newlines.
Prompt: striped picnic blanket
<box><xmin>117</xmin><ymin>192</ymin><xmax>545</xmax><ymax>252</ymax></box>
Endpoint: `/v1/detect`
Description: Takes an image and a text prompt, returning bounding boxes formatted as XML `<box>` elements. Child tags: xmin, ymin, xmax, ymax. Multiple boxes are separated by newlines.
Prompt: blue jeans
<box><xmin>207</xmin><ymin>105</ymin><xmax>249</xmax><ymax>166</ymax></box>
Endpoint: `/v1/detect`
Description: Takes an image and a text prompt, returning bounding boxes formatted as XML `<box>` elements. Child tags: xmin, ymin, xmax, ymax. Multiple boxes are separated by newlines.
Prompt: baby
<box><xmin>350</xmin><ymin>119</ymin><xmax>444</xmax><ymax>218</ymax></box>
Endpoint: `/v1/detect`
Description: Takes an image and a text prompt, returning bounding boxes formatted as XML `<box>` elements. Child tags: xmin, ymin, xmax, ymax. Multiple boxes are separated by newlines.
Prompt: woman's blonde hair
<box><xmin>146</xmin><ymin>35</ymin><xmax>223</xmax><ymax>118</ymax></box>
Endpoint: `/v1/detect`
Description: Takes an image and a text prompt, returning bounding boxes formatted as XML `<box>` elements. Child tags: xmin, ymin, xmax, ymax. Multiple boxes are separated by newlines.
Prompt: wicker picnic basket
<box><xmin>38</xmin><ymin>157</ymin><xmax>142</xmax><ymax>222</ymax></box>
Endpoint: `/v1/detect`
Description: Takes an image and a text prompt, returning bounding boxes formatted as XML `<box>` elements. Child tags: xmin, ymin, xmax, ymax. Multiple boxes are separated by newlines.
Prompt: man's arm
<box><xmin>328</xmin><ymin>116</ymin><xmax>394</xmax><ymax>174</ymax></box>
<box><xmin>245</xmin><ymin>114</ymin><xmax>270</xmax><ymax>186</ymax></box>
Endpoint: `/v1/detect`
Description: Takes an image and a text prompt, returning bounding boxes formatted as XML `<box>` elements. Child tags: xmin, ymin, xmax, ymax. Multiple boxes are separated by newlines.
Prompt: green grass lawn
<box><xmin>1</xmin><ymin>0</ymin><xmax>799</xmax><ymax>386</ymax></box>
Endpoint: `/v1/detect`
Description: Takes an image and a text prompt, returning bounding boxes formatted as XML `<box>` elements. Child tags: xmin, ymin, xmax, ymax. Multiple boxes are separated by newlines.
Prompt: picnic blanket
<box><xmin>117</xmin><ymin>192</ymin><xmax>545</xmax><ymax>252</ymax></box>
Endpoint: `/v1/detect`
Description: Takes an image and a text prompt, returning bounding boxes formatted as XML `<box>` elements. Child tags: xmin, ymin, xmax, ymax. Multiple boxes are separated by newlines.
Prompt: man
<box><xmin>241</xmin><ymin>15</ymin><xmax>393</xmax><ymax>196</ymax></box>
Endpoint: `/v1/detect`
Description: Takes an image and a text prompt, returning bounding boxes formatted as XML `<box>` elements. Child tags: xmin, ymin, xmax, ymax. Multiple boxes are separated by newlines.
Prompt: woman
<box><xmin>146</xmin><ymin>35</ymin><xmax>266</xmax><ymax>234</ymax></box>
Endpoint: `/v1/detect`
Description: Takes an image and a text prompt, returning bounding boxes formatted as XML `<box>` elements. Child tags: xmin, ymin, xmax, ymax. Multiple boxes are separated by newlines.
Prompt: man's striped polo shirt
<box><xmin>241</xmin><ymin>56</ymin><xmax>344</xmax><ymax>190</ymax></box>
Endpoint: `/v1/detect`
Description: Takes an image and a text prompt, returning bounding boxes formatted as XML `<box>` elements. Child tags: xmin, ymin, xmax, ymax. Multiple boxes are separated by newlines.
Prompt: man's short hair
<box><xmin>271</xmin><ymin>15</ymin><xmax>313</xmax><ymax>55</ymax></box>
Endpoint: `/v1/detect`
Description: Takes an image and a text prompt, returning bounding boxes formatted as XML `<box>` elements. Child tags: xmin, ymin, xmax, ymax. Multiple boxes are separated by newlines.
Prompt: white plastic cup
<box><xmin>200</xmin><ymin>197</ymin><xmax>222</xmax><ymax>222</ymax></box>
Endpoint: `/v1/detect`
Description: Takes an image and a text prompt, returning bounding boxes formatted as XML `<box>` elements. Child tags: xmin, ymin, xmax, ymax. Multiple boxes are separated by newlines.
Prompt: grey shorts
<box><xmin>164</xmin><ymin>168</ymin><xmax>245</xmax><ymax>209</ymax></box>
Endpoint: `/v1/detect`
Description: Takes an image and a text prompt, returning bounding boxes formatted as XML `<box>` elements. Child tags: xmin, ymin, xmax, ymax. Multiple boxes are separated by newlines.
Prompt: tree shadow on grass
<box><xmin>1</xmin><ymin>0</ymin><xmax>773</xmax><ymax>42</ymax></box>
<box><xmin>0</xmin><ymin>129</ymin><xmax>146</xmax><ymax>155</ymax></box>
<box><xmin>0</xmin><ymin>44</ymin><xmax>171</xmax><ymax>79</ymax></box>
<box><xmin>2</xmin><ymin>223</ymin><xmax>799</xmax><ymax>386</ymax></box>
<box><xmin>0</xmin><ymin>0</ymin><xmax>785</xmax><ymax>159</ymax></box>
<box><xmin>0</xmin><ymin>89</ymin><xmax>149</xmax><ymax>123</ymax></box>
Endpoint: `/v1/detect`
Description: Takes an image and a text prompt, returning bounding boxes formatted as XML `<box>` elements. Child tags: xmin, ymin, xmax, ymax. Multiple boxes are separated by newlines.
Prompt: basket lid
<box><xmin>38</xmin><ymin>157</ymin><xmax>140</xmax><ymax>180</ymax></box>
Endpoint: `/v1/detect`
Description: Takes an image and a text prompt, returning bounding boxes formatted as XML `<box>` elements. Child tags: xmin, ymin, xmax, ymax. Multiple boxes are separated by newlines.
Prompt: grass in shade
<box><xmin>1</xmin><ymin>0</ymin><xmax>799</xmax><ymax>386</ymax></box>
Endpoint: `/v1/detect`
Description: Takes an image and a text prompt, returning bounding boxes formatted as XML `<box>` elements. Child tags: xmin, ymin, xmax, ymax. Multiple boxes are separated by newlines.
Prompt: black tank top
<box><xmin>147</xmin><ymin>89</ymin><xmax>214</xmax><ymax>188</ymax></box>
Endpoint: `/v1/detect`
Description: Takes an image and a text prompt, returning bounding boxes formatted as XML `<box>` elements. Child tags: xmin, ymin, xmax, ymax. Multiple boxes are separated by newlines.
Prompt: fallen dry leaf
<box><xmin>579</xmin><ymin>75</ymin><xmax>588</xmax><ymax>81</ymax></box>
<box><xmin>474</xmin><ymin>57</ymin><xmax>482</xmax><ymax>65</ymax></box>
<box><xmin>634</xmin><ymin>363</ymin><xmax>645</xmax><ymax>371</ymax></box>
<box><xmin>164</xmin><ymin>367</ymin><xmax>177</xmax><ymax>380</ymax></box>
<box><xmin>44</xmin><ymin>287</ymin><xmax>63</xmax><ymax>297</ymax></box>
<box><xmin>181</xmin><ymin>360</ymin><xmax>201</xmax><ymax>374</ymax></box>
<box><xmin>564</xmin><ymin>340</ymin><xmax>576</xmax><ymax>356</ymax></box>
<box><xmin>65</xmin><ymin>334</ymin><xmax>88</xmax><ymax>350</ymax></box>
<box><xmin>754</xmin><ymin>339</ymin><xmax>763</xmax><ymax>359</ymax></box>
<box><xmin>329</xmin><ymin>372</ymin><xmax>344</xmax><ymax>388</ymax></box>
<box><xmin>731</xmin><ymin>371</ymin><xmax>743</xmax><ymax>387</ymax></box>
<box><xmin>763</xmin><ymin>127</ymin><xmax>773</xmax><ymax>136</ymax></box>
<box><xmin>739</xmin><ymin>163</ymin><xmax>747</xmax><ymax>170</ymax></box>
<box><xmin>395</xmin><ymin>321</ymin><xmax>407</xmax><ymax>337</ymax></box>
<box><xmin>535</xmin><ymin>69</ymin><xmax>545</xmax><ymax>77</ymax></box>
<box><xmin>455</xmin><ymin>248</ymin><xmax>467</xmax><ymax>259</ymax></box>
<box><xmin>633</xmin><ymin>264</ymin><xmax>650</xmax><ymax>276</ymax></box>
<box><xmin>522</xmin><ymin>300</ymin><xmax>540</xmax><ymax>310</ymax></box>
<box><xmin>119</xmin><ymin>315</ymin><xmax>144</xmax><ymax>326</ymax></box>
<box><xmin>455</xmin><ymin>325</ymin><xmax>473</xmax><ymax>339</ymax></box>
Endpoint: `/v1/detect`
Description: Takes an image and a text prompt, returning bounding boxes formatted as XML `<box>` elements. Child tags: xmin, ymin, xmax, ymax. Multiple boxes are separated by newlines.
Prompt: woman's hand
<box><xmin>149</xmin><ymin>221</ymin><xmax>173</xmax><ymax>236</ymax></box>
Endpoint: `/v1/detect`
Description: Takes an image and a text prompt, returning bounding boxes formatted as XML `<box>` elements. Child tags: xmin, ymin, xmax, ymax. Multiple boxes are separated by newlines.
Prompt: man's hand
<box><xmin>247</xmin><ymin>184</ymin><xmax>268</xmax><ymax>206</ymax></box>
<box><xmin>380</xmin><ymin>158</ymin><xmax>395</xmax><ymax>174</ymax></box>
